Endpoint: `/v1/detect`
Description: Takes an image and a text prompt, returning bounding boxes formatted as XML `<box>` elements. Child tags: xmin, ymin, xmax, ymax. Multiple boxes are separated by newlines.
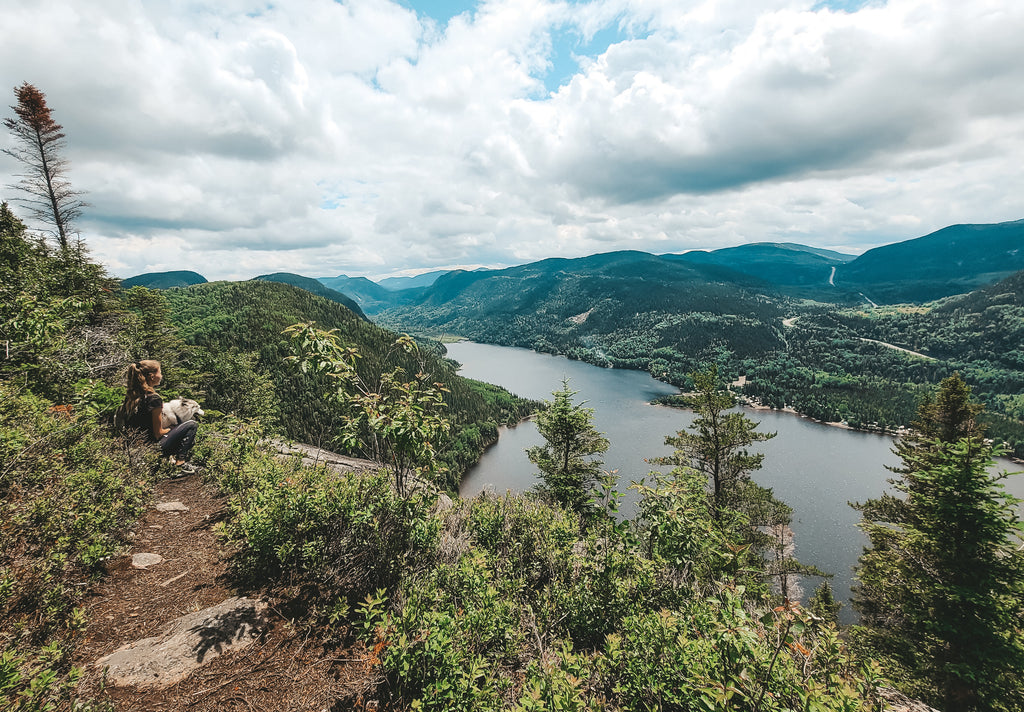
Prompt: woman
<box><xmin>122</xmin><ymin>359</ymin><xmax>198</xmax><ymax>471</ymax></box>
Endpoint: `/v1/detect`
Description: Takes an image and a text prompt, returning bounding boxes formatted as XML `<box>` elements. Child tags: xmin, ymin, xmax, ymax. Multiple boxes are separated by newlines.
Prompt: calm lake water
<box><xmin>448</xmin><ymin>341</ymin><xmax>1024</xmax><ymax>624</ymax></box>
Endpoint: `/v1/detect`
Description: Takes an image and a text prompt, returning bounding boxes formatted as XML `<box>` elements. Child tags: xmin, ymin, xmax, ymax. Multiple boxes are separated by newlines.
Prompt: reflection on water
<box><xmin>449</xmin><ymin>341</ymin><xmax>1024</xmax><ymax>624</ymax></box>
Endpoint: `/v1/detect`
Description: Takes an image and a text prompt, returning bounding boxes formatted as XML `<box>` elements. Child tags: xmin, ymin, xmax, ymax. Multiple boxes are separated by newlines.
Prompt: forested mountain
<box><xmin>121</xmin><ymin>269</ymin><xmax>207</xmax><ymax>289</ymax></box>
<box><xmin>316</xmin><ymin>273</ymin><xmax>419</xmax><ymax>313</ymax></box>
<box><xmin>833</xmin><ymin>218</ymin><xmax>1024</xmax><ymax>303</ymax></box>
<box><xmin>253</xmin><ymin>272</ymin><xmax>367</xmax><ymax>319</ymax></box>
<box><xmin>380</xmin><ymin>249</ymin><xmax>785</xmax><ymax>384</ymax></box>
<box><xmin>163</xmin><ymin>280</ymin><xmax>534</xmax><ymax>489</ymax></box>
<box><xmin>667</xmin><ymin>242</ymin><xmax>854</xmax><ymax>293</ymax></box>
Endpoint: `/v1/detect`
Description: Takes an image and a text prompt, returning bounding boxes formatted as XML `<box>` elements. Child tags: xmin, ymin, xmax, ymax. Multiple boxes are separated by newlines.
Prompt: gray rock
<box><xmin>131</xmin><ymin>553</ymin><xmax>164</xmax><ymax>569</ymax></box>
<box><xmin>433</xmin><ymin>492</ymin><xmax>454</xmax><ymax>514</ymax></box>
<box><xmin>95</xmin><ymin>597</ymin><xmax>268</xmax><ymax>689</ymax></box>
<box><xmin>156</xmin><ymin>501</ymin><xmax>190</xmax><ymax>512</ymax></box>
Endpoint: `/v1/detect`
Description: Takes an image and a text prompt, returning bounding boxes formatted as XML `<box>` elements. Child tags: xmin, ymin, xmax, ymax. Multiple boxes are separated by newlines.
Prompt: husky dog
<box><xmin>161</xmin><ymin>398</ymin><xmax>205</xmax><ymax>429</ymax></box>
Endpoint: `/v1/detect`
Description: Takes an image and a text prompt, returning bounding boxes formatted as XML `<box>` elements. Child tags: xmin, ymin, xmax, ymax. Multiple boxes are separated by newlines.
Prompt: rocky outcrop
<box><xmin>94</xmin><ymin>597</ymin><xmax>268</xmax><ymax>689</ymax></box>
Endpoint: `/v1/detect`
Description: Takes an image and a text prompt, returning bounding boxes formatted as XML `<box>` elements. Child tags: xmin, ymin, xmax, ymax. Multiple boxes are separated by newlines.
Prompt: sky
<box><xmin>1</xmin><ymin>0</ymin><xmax>1023</xmax><ymax>281</ymax></box>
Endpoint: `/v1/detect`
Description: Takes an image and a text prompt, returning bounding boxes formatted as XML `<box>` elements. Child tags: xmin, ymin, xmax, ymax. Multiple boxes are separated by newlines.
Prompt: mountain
<box><xmin>379</xmin><ymin>250</ymin><xmax>786</xmax><ymax>384</ymax></box>
<box><xmin>833</xmin><ymin>219</ymin><xmax>1024</xmax><ymax>303</ymax></box>
<box><xmin>666</xmin><ymin>242</ymin><xmax>854</xmax><ymax>292</ymax></box>
<box><xmin>253</xmin><ymin>272</ymin><xmax>367</xmax><ymax>320</ymax></box>
<box><xmin>316</xmin><ymin>274</ymin><xmax>413</xmax><ymax>314</ymax></box>
<box><xmin>377</xmin><ymin>270</ymin><xmax>449</xmax><ymax>291</ymax></box>
<box><xmin>121</xmin><ymin>270</ymin><xmax>207</xmax><ymax>289</ymax></box>
<box><xmin>163</xmin><ymin>280</ymin><xmax>534</xmax><ymax>490</ymax></box>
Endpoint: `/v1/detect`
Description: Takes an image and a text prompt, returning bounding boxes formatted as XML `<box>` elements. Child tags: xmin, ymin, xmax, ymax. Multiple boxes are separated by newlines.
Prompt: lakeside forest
<box><xmin>3</xmin><ymin>83</ymin><xmax>1024</xmax><ymax>712</ymax></box>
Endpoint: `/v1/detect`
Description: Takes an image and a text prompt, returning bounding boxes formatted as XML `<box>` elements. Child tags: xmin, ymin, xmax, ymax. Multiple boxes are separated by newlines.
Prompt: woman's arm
<box><xmin>151</xmin><ymin>407</ymin><xmax>170</xmax><ymax>439</ymax></box>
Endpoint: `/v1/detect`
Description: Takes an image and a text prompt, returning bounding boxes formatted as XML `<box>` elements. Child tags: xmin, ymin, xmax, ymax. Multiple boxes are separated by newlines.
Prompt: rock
<box><xmin>94</xmin><ymin>597</ymin><xmax>268</xmax><ymax>689</ymax></box>
<box><xmin>131</xmin><ymin>553</ymin><xmax>164</xmax><ymax>569</ymax></box>
<box><xmin>433</xmin><ymin>492</ymin><xmax>454</xmax><ymax>514</ymax></box>
<box><xmin>880</xmin><ymin>688</ymin><xmax>941</xmax><ymax>712</ymax></box>
<box><xmin>156</xmin><ymin>501</ymin><xmax>189</xmax><ymax>512</ymax></box>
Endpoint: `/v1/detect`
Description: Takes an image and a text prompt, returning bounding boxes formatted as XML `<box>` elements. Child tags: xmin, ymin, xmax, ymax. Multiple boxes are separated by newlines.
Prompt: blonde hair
<box><xmin>121</xmin><ymin>359</ymin><xmax>160</xmax><ymax>418</ymax></box>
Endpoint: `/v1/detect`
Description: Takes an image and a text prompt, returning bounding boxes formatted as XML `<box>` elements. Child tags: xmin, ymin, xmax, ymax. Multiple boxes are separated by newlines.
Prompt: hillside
<box><xmin>254</xmin><ymin>272</ymin><xmax>367</xmax><ymax>320</ymax></box>
<box><xmin>2</xmin><ymin>203</ymin><xmax>1013</xmax><ymax>711</ymax></box>
<box><xmin>163</xmin><ymin>280</ymin><xmax>535</xmax><ymax>489</ymax></box>
<box><xmin>121</xmin><ymin>270</ymin><xmax>208</xmax><ymax>289</ymax></box>
<box><xmin>379</xmin><ymin>250</ymin><xmax>785</xmax><ymax>384</ymax></box>
<box><xmin>833</xmin><ymin>219</ymin><xmax>1024</xmax><ymax>303</ymax></box>
<box><xmin>667</xmin><ymin>242</ymin><xmax>854</xmax><ymax>293</ymax></box>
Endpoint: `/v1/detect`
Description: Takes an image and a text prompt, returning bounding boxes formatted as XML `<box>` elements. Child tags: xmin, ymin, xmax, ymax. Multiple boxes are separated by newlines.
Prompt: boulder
<box><xmin>94</xmin><ymin>597</ymin><xmax>268</xmax><ymax>689</ymax></box>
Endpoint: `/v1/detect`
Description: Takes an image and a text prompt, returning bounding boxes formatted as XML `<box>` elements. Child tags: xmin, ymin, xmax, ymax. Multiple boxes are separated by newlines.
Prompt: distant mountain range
<box><xmin>252</xmin><ymin>273</ymin><xmax>367</xmax><ymax>320</ymax></box>
<box><xmin>831</xmin><ymin>219</ymin><xmax>1024</xmax><ymax>302</ymax></box>
<box><xmin>121</xmin><ymin>218</ymin><xmax>1024</xmax><ymax>310</ymax></box>
<box><xmin>376</xmin><ymin>270</ymin><xmax>449</xmax><ymax>291</ymax></box>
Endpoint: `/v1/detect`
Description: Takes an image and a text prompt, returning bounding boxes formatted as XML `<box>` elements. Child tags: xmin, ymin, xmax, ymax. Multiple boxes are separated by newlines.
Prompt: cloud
<box><xmin>1</xmin><ymin>0</ymin><xmax>1023</xmax><ymax>281</ymax></box>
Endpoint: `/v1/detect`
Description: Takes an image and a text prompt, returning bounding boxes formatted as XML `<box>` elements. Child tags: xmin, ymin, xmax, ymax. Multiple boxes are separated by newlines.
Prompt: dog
<box><xmin>161</xmin><ymin>398</ymin><xmax>205</xmax><ymax>430</ymax></box>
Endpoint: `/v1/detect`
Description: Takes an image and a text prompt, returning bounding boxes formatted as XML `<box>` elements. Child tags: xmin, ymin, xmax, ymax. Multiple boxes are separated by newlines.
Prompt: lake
<box><xmin>448</xmin><ymin>341</ymin><xmax>1024</xmax><ymax>624</ymax></box>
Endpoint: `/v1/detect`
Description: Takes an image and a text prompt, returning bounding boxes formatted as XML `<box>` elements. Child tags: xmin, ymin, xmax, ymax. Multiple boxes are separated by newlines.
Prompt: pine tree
<box><xmin>655</xmin><ymin>366</ymin><xmax>776</xmax><ymax>520</ymax></box>
<box><xmin>3</xmin><ymin>83</ymin><xmax>87</xmax><ymax>251</ymax></box>
<box><xmin>852</xmin><ymin>374</ymin><xmax>1024</xmax><ymax>712</ymax></box>
<box><xmin>527</xmin><ymin>379</ymin><xmax>609</xmax><ymax>513</ymax></box>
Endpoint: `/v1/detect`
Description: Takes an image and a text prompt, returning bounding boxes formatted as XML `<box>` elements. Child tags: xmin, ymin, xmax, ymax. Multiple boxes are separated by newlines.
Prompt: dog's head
<box><xmin>177</xmin><ymin>398</ymin><xmax>205</xmax><ymax>420</ymax></box>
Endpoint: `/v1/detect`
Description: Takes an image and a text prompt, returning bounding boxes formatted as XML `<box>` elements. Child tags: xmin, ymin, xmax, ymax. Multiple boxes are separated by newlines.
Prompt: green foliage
<box><xmin>808</xmin><ymin>580</ymin><xmax>842</xmax><ymax>627</ymax></box>
<box><xmin>163</xmin><ymin>280</ymin><xmax>534</xmax><ymax>488</ymax></box>
<box><xmin>527</xmin><ymin>380</ymin><xmax>610</xmax><ymax>514</ymax></box>
<box><xmin>0</xmin><ymin>384</ymin><xmax>153</xmax><ymax>711</ymax></box>
<box><xmin>606</xmin><ymin>594</ymin><xmax>879</xmax><ymax>712</ymax></box>
<box><xmin>654</xmin><ymin>368</ymin><xmax>775</xmax><ymax>516</ymax></box>
<box><xmin>118</xmin><ymin>286</ymin><xmax>185</xmax><ymax>364</ymax></box>
<box><xmin>353</xmin><ymin>489</ymin><xmax>881</xmax><ymax>711</ymax></box>
<box><xmin>852</xmin><ymin>375</ymin><xmax>1024</xmax><ymax>711</ymax></box>
<box><xmin>285</xmin><ymin>323</ymin><xmax>452</xmax><ymax>495</ymax></box>
<box><xmin>216</xmin><ymin>445</ymin><xmax>438</xmax><ymax>606</ymax></box>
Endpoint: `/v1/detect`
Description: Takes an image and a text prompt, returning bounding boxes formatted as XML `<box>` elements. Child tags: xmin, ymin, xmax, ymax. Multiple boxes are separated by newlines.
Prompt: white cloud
<box><xmin>1</xmin><ymin>0</ymin><xmax>1022</xmax><ymax>281</ymax></box>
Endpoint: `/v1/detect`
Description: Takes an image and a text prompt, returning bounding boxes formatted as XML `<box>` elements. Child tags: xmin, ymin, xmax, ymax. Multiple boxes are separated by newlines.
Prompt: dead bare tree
<box><xmin>3</xmin><ymin>82</ymin><xmax>87</xmax><ymax>251</ymax></box>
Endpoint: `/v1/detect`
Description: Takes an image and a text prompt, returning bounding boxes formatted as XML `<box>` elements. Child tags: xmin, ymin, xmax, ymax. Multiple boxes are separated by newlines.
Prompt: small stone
<box><xmin>131</xmin><ymin>553</ymin><xmax>164</xmax><ymax>569</ymax></box>
<box><xmin>156</xmin><ymin>501</ymin><xmax>189</xmax><ymax>512</ymax></box>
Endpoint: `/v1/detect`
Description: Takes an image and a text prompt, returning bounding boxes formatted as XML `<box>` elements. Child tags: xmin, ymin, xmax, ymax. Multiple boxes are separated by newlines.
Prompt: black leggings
<box><xmin>160</xmin><ymin>420</ymin><xmax>198</xmax><ymax>459</ymax></box>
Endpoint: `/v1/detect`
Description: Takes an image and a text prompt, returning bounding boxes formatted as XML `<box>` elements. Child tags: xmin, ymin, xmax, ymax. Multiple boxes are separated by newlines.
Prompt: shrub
<box><xmin>221</xmin><ymin>448</ymin><xmax>439</xmax><ymax>606</ymax></box>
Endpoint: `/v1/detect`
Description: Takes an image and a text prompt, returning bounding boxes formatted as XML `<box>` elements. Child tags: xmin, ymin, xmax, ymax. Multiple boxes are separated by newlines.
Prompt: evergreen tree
<box><xmin>527</xmin><ymin>379</ymin><xmax>609</xmax><ymax>514</ymax></box>
<box><xmin>653</xmin><ymin>367</ymin><xmax>814</xmax><ymax>596</ymax></box>
<box><xmin>852</xmin><ymin>374</ymin><xmax>1024</xmax><ymax>712</ymax></box>
<box><xmin>3</xmin><ymin>83</ymin><xmax>87</xmax><ymax>251</ymax></box>
<box><xmin>655</xmin><ymin>366</ymin><xmax>776</xmax><ymax>520</ymax></box>
<box><xmin>808</xmin><ymin>580</ymin><xmax>842</xmax><ymax>626</ymax></box>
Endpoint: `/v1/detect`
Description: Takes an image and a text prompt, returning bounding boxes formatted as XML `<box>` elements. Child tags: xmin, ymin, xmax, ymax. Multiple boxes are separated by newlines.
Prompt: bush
<box><xmin>219</xmin><ymin>445</ymin><xmax>439</xmax><ymax>606</ymax></box>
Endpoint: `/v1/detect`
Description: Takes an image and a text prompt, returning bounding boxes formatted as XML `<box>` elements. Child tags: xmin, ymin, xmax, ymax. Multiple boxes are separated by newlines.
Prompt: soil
<box><xmin>73</xmin><ymin>472</ymin><xmax>380</xmax><ymax>711</ymax></box>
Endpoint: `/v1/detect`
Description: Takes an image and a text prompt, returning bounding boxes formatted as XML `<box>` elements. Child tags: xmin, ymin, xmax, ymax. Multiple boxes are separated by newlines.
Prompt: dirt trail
<box><xmin>74</xmin><ymin>473</ymin><xmax>374</xmax><ymax>711</ymax></box>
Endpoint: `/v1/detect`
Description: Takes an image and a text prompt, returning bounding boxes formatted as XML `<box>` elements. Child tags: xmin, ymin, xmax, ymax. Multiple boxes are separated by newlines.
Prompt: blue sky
<box><xmin>2</xmin><ymin>0</ymin><xmax>1023</xmax><ymax>280</ymax></box>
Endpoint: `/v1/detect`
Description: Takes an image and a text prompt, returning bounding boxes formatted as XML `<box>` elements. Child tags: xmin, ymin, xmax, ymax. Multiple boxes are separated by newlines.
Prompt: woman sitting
<box><xmin>122</xmin><ymin>359</ymin><xmax>198</xmax><ymax>472</ymax></box>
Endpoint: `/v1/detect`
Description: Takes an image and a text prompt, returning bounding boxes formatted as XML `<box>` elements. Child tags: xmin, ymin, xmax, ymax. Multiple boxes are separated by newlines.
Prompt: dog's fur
<box><xmin>161</xmin><ymin>398</ymin><xmax>205</xmax><ymax>429</ymax></box>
